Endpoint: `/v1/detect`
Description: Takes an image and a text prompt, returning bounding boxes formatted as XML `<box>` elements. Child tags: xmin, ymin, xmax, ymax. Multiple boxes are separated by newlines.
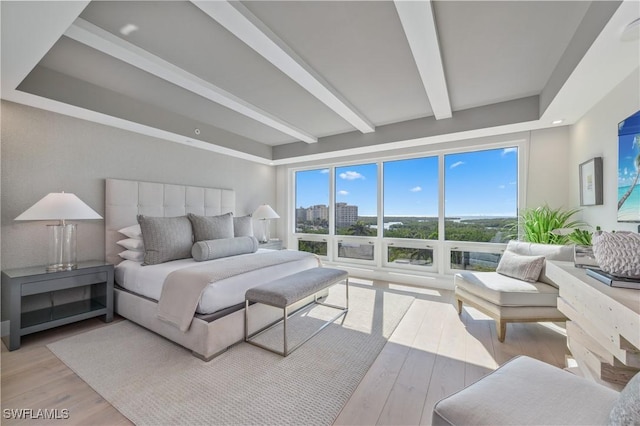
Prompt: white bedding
<box><xmin>115</xmin><ymin>249</ymin><xmax>319</xmax><ymax>314</ymax></box>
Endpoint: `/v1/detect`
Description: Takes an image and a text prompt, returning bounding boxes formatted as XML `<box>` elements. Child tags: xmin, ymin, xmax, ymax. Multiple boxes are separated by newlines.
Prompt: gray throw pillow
<box><xmin>192</xmin><ymin>236</ymin><xmax>259</xmax><ymax>261</ymax></box>
<box><xmin>496</xmin><ymin>250</ymin><xmax>545</xmax><ymax>282</ymax></box>
<box><xmin>233</xmin><ymin>215</ymin><xmax>254</xmax><ymax>237</ymax></box>
<box><xmin>188</xmin><ymin>212</ymin><xmax>234</xmax><ymax>242</ymax></box>
<box><xmin>138</xmin><ymin>215</ymin><xmax>193</xmax><ymax>265</ymax></box>
<box><xmin>609</xmin><ymin>372</ymin><xmax>640</xmax><ymax>425</ymax></box>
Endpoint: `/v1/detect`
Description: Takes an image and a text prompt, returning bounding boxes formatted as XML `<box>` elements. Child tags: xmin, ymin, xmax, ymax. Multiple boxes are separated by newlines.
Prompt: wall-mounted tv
<box><xmin>618</xmin><ymin>110</ymin><xmax>640</xmax><ymax>222</ymax></box>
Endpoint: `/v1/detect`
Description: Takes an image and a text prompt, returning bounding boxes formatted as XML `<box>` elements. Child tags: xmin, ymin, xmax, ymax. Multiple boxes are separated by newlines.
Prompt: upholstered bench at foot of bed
<box><xmin>245</xmin><ymin>267</ymin><xmax>349</xmax><ymax>356</ymax></box>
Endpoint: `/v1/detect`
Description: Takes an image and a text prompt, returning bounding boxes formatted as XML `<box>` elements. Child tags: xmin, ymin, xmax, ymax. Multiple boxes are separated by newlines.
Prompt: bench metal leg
<box><xmin>245</xmin><ymin>278</ymin><xmax>349</xmax><ymax>357</ymax></box>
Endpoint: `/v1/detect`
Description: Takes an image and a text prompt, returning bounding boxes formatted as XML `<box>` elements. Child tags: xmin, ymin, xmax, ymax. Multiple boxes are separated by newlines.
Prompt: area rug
<box><xmin>48</xmin><ymin>283</ymin><xmax>413</xmax><ymax>425</ymax></box>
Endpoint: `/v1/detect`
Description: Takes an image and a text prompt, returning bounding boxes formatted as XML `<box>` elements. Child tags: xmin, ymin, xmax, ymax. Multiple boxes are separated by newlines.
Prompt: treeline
<box><xmin>298</xmin><ymin>216</ymin><xmax>516</xmax><ymax>243</ymax></box>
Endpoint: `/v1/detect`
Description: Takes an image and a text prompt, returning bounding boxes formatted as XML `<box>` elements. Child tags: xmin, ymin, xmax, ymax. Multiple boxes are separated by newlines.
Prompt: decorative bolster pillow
<box><xmin>192</xmin><ymin>236</ymin><xmax>259</xmax><ymax>262</ymax></box>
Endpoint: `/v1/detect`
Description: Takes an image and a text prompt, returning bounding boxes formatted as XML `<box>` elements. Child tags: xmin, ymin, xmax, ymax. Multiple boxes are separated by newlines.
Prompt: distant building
<box><xmin>296</xmin><ymin>208</ymin><xmax>307</xmax><ymax>223</ymax></box>
<box><xmin>296</xmin><ymin>203</ymin><xmax>358</xmax><ymax>227</ymax></box>
<box><xmin>302</xmin><ymin>204</ymin><xmax>329</xmax><ymax>222</ymax></box>
<box><xmin>308</xmin><ymin>204</ymin><xmax>329</xmax><ymax>222</ymax></box>
<box><xmin>336</xmin><ymin>202</ymin><xmax>358</xmax><ymax>227</ymax></box>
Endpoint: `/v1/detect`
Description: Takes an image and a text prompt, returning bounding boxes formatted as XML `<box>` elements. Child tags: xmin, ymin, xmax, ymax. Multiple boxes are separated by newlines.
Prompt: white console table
<box><xmin>546</xmin><ymin>261</ymin><xmax>640</xmax><ymax>390</ymax></box>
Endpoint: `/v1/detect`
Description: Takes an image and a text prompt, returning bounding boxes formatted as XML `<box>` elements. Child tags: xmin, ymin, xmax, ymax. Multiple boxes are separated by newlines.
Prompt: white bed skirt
<box><xmin>114</xmin><ymin>287</ymin><xmax>328</xmax><ymax>361</ymax></box>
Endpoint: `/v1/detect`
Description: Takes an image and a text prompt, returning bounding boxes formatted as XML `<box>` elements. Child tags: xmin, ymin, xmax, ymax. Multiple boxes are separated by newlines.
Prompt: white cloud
<box><xmin>410</xmin><ymin>186</ymin><xmax>422</xmax><ymax>192</ymax></box>
<box><xmin>502</xmin><ymin>147</ymin><xmax>517</xmax><ymax>156</ymax></box>
<box><xmin>498</xmin><ymin>185</ymin><xmax>506</xmax><ymax>189</ymax></box>
<box><xmin>450</xmin><ymin>161</ymin><xmax>464</xmax><ymax>169</ymax></box>
<box><xmin>339</xmin><ymin>171</ymin><xmax>364</xmax><ymax>180</ymax></box>
<box><xmin>338</xmin><ymin>190</ymin><xmax>349</xmax><ymax>195</ymax></box>
<box><xmin>509</xmin><ymin>181</ymin><xmax>517</xmax><ymax>185</ymax></box>
<box><xmin>319</xmin><ymin>169</ymin><xmax>329</xmax><ymax>174</ymax></box>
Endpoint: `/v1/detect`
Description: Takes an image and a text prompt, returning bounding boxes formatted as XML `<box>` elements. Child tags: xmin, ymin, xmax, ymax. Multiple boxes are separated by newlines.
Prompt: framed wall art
<box><xmin>579</xmin><ymin>157</ymin><xmax>603</xmax><ymax>206</ymax></box>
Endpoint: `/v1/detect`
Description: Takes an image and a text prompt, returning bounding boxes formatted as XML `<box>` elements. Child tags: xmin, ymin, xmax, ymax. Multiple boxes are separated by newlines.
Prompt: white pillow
<box><xmin>116</xmin><ymin>238</ymin><xmax>144</xmax><ymax>251</ymax></box>
<box><xmin>496</xmin><ymin>251</ymin><xmax>545</xmax><ymax>282</ymax></box>
<box><xmin>118</xmin><ymin>224</ymin><xmax>143</xmax><ymax>239</ymax></box>
<box><xmin>118</xmin><ymin>250</ymin><xmax>144</xmax><ymax>262</ymax></box>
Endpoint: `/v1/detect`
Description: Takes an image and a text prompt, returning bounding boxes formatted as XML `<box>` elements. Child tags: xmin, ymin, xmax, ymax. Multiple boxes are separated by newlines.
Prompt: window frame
<box><xmin>287</xmin><ymin>135</ymin><xmax>529</xmax><ymax>277</ymax></box>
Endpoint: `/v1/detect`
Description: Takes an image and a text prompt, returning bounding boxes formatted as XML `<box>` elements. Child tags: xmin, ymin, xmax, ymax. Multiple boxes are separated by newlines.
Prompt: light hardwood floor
<box><xmin>1</xmin><ymin>279</ymin><xmax>568</xmax><ymax>425</ymax></box>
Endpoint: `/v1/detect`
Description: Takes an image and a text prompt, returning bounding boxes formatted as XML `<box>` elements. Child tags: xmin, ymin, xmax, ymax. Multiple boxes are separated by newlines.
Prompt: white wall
<box><xmin>1</xmin><ymin>101</ymin><xmax>277</xmax><ymax>269</ymax></box>
<box><xmin>527</xmin><ymin>126</ymin><xmax>572</xmax><ymax>209</ymax></box>
<box><xmin>569</xmin><ymin>69</ymin><xmax>640</xmax><ymax>233</ymax></box>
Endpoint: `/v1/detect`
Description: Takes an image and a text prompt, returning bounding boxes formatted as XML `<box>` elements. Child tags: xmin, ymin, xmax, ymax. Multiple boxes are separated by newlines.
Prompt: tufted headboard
<box><xmin>105</xmin><ymin>179</ymin><xmax>235</xmax><ymax>265</ymax></box>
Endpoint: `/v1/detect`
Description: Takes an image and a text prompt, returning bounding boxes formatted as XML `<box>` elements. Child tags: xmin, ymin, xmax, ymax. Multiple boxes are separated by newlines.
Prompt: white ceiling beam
<box><xmin>394</xmin><ymin>0</ymin><xmax>452</xmax><ymax>120</ymax></box>
<box><xmin>191</xmin><ymin>0</ymin><xmax>375</xmax><ymax>134</ymax></box>
<box><xmin>64</xmin><ymin>18</ymin><xmax>317</xmax><ymax>144</ymax></box>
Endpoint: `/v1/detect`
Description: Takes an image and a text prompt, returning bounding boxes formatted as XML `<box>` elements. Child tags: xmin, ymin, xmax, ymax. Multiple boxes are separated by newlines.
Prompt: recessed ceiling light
<box><xmin>119</xmin><ymin>24</ymin><xmax>139</xmax><ymax>36</ymax></box>
<box><xmin>552</xmin><ymin>119</ymin><xmax>564</xmax><ymax>125</ymax></box>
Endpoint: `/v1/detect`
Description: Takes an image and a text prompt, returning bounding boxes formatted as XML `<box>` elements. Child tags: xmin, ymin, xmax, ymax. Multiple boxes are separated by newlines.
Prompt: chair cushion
<box><xmin>432</xmin><ymin>356</ymin><xmax>618</xmax><ymax>426</ymax></box>
<box><xmin>455</xmin><ymin>271</ymin><xmax>559</xmax><ymax>307</ymax></box>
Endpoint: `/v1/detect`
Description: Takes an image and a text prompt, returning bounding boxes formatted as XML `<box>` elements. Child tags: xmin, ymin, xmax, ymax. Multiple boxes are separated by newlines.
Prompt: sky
<box><xmin>296</xmin><ymin>147</ymin><xmax>518</xmax><ymax>217</ymax></box>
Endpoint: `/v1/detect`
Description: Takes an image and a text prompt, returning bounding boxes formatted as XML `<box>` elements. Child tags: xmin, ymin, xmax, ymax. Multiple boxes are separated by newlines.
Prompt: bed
<box><xmin>105</xmin><ymin>178</ymin><xmax>320</xmax><ymax>360</ymax></box>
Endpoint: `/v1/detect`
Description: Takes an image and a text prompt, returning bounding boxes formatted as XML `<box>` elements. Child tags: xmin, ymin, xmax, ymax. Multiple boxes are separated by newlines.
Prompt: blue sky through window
<box><xmin>296</xmin><ymin>147</ymin><xmax>518</xmax><ymax>218</ymax></box>
<box><xmin>335</xmin><ymin>164</ymin><xmax>378</xmax><ymax>216</ymax></box>
<box><xmin>445</xmin><ymin>147</ymin><xmax>518</xmax><ymax>217</ymax></box>
<box><xmin>384</xmin><ymin>157</ymin><xmax>438</xmax><ymax>217</ymax></box>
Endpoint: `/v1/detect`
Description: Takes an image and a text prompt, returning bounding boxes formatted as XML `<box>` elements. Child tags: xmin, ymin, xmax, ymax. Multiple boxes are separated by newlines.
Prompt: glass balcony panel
<box><xmin>337</xmin><ymin>242</ymin><xmax>374</xmax><ymax>261</ymax></box>
<box><xmin>450</xmin><ymin>250</ymin><xmax>502</xmax><ymax>272</ymax></box>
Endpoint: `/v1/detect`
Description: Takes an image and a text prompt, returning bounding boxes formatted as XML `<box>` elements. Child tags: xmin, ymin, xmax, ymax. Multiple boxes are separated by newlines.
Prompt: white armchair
<box><xmin>454</xmin><ymin>240</ymin><xmax>574</xmax><ymax>341</ymax></box>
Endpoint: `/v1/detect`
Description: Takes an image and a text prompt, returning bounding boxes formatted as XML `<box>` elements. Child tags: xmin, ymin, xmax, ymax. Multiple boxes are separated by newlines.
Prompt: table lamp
<box><xmin>15</xmin><ymin>192</ymin><xmax>102</xmax><ymax>272</ymax></box>
<box><xmin>253</xmin><ymin>204</ymin><xmax>280</xmax><ymax>243</ymax></box>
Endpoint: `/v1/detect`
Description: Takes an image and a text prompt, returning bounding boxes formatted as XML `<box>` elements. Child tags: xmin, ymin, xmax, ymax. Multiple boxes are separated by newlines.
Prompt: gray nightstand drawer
<box><xmin>21</xmin><ymin>272</ymin><xmax>108</xmax><ymax>296</ymax></box>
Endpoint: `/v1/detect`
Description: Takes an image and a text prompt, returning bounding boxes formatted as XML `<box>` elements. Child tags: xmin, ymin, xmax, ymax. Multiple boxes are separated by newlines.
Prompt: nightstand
<box><xmin>1</xmin><ymin>261</ymin><xmax>114</xmax><ymax>351</ymax></box>
<box><xmin>259</xmin><ymin>240</ymin><xmax>283</xmax><ymax>250</ymax></box>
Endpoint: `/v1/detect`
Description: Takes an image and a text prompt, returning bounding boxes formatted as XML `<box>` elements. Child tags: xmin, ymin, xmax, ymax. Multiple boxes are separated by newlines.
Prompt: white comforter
<box><xmin>115</xmin><ymin>249</ymin><xmax>319</xmax><ymax>314</ymax></box>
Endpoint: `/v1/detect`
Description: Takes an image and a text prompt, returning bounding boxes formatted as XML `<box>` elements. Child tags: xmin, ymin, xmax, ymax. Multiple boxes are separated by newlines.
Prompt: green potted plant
<box><xmin>514</xmin><ymin>205</ymin><xmax>585</xmax><ymax>244</ymax></box>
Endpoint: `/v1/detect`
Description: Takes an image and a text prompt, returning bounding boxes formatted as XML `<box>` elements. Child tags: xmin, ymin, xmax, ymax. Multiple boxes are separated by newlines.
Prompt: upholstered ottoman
<box><xmin>432</xmin><ymin>356</ymin><xmax>624</xmax><ymax>426</ymax></box>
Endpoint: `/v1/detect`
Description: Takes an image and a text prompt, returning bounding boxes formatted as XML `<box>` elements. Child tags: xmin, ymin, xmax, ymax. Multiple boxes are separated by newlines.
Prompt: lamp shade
<box><xmin>15</xmin><ymin>192</ymin><xmax>102</xmax><ymax>221</ymax></box>
<box><xmin>253</xmin><ymin>204</ymin><xmax>280</xmax><ymax>220</ymax></box>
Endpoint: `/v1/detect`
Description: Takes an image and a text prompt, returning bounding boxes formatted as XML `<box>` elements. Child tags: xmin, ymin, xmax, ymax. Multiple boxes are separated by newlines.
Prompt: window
<box><xmin>444</xmin><ymin>147</ymin><xmax>518</xmax><ymax>242</ymax></box>
<box><xmin>291</xmin><ymin>141</ymin><xmax>523</xmax><ymax>275</ymax></box>
<box><xmin>450</xmin><ymin>250</ymin><xmax>502</xmax><ymax>272</ymax></box>
<box><xmin>335</xmin><ymin>164</ymin><xmax>378</xmax><ymax>236</ymax></box>
<box><xmin>337</xmin><ymin>241</ymin><xmax>374</xmax><ymax>261</ymax></box>
<box><xmin>387</xmin><ymin>244</ymin><xmax>434</xmax><ymax>267</ymax></box>
<box><xmin>297</xmin><ymin>239</ymin><xmax>328</xmax><ymax>256</ymax></box>
<box><xmin>295</xmin><ymin>169</ymin><xmax>329</xmax><ymax>234</ymax></box>
<box><xmin>383</xmin><ymin>157</ymin><xmax>438</xmax><ymax>239</ymax></box>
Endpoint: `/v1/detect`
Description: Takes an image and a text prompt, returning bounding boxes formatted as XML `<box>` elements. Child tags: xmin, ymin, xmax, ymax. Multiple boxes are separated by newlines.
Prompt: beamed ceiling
<box><xmin>2</xmin><ymin>1</ymin><xmax>639</xmax><ymax>165</ymax></box>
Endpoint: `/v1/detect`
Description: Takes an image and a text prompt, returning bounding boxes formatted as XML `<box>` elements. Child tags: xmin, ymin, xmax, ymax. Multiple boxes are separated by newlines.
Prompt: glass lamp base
<box><xmin>258</xmin><ymin>219</ymin><xmax>271</xmax><ymax>243</ymax></box>
<box><xmin>47</xmin><ymin>224</ymin><xmax>77</xmax><ymax>273</ymax></box>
